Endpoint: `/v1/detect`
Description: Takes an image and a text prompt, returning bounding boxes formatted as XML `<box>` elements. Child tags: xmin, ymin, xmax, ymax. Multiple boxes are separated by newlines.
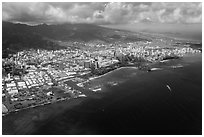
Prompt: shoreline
<box><xmin>2</xmin><ymin>53</ymin><xmax>202</xmax><ymax>135</ymax></box>
<box><xmin>89</xmin><ymin>66</ymin><xmax>138</xmax><ymax>81</ymax></box>
<box><xmin>3</xmin><ymin>94</ymin><xmax>87</xmax><ymax>117</ymax></box>
<box><xmin>3</xmin><ymin>66</ymin><xmax>139</xmax><ymax>115</ymax></box>
<box><xmin>3</xmin><ymin>53</ymin><xmax>202</xmax><ymax>116</ymax></box>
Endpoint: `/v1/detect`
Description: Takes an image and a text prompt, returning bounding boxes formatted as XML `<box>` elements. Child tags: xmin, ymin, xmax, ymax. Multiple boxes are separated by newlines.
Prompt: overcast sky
<box><xmin>2</xmin><ymin>2</ymin><xmax>202</xmax><ymax>25</ymax></box>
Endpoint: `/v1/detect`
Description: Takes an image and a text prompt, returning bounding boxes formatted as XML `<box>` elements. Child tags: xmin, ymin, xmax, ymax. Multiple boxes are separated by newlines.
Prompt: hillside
<box><xmin>2</xmin><ymin>21</ymin><xmax>151</xmax><ymax>57</ymax></box>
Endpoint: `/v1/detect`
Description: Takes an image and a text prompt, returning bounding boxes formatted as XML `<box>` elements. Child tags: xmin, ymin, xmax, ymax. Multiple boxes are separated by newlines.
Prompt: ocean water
<box><xmin>2</xmin><ymin>54</ymin><xmax>202</xmax><ymax>135</ymax></box>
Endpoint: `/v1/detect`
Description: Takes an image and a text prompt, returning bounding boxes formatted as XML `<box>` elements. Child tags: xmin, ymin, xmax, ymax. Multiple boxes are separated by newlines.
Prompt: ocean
<box><xmin>2</xmin><ymin>54</ymin><xmax>202</xmax><ymax>135</ymax></box>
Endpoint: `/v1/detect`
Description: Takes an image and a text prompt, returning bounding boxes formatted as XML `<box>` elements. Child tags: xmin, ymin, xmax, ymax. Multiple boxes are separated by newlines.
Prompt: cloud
<box><xmin>2</xmin><ymin>2</ymin><xmax>202</xmax><ymax>25</ymax></box>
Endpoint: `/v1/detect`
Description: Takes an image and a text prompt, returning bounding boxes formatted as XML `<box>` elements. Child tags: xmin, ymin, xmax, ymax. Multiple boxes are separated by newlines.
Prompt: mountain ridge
<box><xmin>2</xmin><ymin>21</ymin><xmax>151</xmax><ymax>57</ymax></box>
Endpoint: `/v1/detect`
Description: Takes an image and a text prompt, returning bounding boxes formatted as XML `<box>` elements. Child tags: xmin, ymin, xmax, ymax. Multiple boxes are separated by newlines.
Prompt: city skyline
<box><xmin>2</xmin><ymin>2</ymin><xmax>202</xmax><ymax>135</ymax></box>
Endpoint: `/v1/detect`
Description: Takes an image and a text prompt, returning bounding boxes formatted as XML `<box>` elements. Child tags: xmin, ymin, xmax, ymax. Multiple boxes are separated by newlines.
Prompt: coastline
<box><xmin>3</xmin><ymin>93</ymin><xmax>87</xmax><ymax>116</ymax></box>
<box><xmin>2</xmin><ymin>53</ymin><xmax>202</xmax><ymax>135</ymax></box>
<box><xmin>3</xmin><ymin>96</ymin><xmax>87</xmax><ymax>118</ymax></box>
<box><xmin>2</xmin><ymin>96</ymin><xmax>88</xmax><ymax>134</ymax></box>
<box><xmin>3</xmin><ymin>53</ymin><xmax>202</xmax><ymax>116</ymax></box>
<box><xmin>89</xmin><ymin>66</ymin><xmax>138</xmax><ymax>81</ymax></box>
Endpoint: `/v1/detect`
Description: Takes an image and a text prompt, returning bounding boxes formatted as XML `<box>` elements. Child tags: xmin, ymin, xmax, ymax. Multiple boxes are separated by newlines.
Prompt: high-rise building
<box><xmin>95</xmin><ymin>61</ymin><xmax>99</xmax><ymax>69</ymax></box>
<box><xmin>37</xmin><ymin>49</ymin><xmax>40</xmax><ymax>54</ymax></box>
<box><xmin>98</xmin><ymin>56</ymin><xmax>103</xmax><ymax>68</ymax></box>
<box><xmin>8</xmin><ymin>73</ymin><xmax>11</xmax><ymax>80</ymax></box>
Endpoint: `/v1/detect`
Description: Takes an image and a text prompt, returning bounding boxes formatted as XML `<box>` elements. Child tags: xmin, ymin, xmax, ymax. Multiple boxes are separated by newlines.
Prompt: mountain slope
<box><xmin>2</xmin><ymin>21</ymin><xmax>151</xmax><ymax>57</ymax></box>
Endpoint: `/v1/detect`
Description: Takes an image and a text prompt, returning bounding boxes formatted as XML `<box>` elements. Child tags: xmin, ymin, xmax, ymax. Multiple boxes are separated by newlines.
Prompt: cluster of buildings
<box><xmin>116</xmin><ymin>43</ymin><xmax>201</xmax><ymax>62</ymax></box>
<box><xmin>23</xmin><ymin>71</ymin><xmax>53</xmax><ymax>88</ymax></box>
<box><xmin>4</xmin><ymin>80</ymin><xmax>18</xmax><ymax>95</ymax></box>
<box><xmin>2</xmin><ymin>39</ymin><xmax>201</xmax><ymax>114</ymax></box>
<box><xmin>47</xmin><ymin>69</ymin><xmax>76</xmax><ymax>81</ymax></box>
<box><xmin>2</xmin><ymin>71</ymin><xmax>54</xmax><ymax>96</ymax></box>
